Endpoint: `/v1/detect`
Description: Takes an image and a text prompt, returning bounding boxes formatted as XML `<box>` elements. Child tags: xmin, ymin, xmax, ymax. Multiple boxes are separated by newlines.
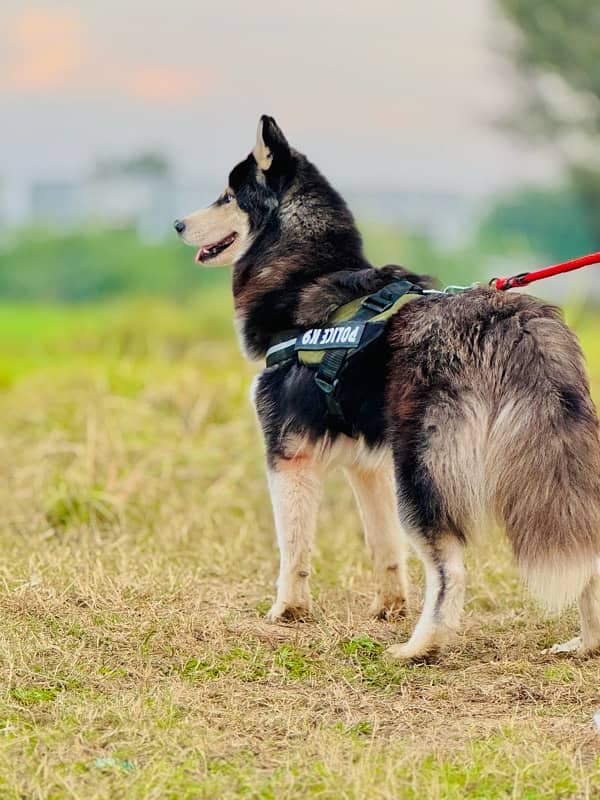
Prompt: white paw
<box><xmin>547</xmin><ymin>636</ymin><xmax>600</xmax><ymax>656</ymax></box>
<box><xmin>546</xmin><ymin>636</ymin><xmax>583</xmax><ymax>655</ymax></box>
<box><xmin>384</xmin><ymin>640</ymin><xmax>439</xmax><ymax>663</ymax></box>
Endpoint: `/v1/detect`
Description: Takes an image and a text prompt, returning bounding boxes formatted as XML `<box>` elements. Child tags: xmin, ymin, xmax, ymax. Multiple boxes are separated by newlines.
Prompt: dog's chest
<box><xmin>254</xmin><ymin>352</ymin><xmax>391</xmax><ymax>460</ymax></box>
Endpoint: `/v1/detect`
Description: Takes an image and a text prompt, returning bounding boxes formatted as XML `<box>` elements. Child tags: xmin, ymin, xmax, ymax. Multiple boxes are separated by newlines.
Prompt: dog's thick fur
<box><xmin>176</xmin><ymin>115</ymin><xmax>600</xmax><ymax>660</ymax></box>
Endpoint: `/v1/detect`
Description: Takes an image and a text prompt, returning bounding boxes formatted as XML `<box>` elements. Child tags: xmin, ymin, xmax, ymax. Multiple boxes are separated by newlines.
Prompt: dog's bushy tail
<box><xmin>490</xmin><ymin>318</ymin><xmax>600</xmax><ymax>612</ymax></box>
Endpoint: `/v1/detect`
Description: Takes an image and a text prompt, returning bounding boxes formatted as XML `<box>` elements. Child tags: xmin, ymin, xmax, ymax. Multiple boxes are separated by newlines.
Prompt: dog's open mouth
<box><xmin>195</xmin><ymin>232</ymin><xmax>237</xmax><ymax>263</ymax></box>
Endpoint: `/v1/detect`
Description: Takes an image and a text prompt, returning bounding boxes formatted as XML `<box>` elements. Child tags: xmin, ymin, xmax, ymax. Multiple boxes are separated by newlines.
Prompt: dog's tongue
<box><xmin>195</xmin><ymin>246</ymin><xmax>210</xmax><ymax>263</ymax></box>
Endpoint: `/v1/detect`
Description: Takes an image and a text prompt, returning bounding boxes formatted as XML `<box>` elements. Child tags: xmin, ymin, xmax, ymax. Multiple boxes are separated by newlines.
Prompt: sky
<box><xmin>0</xmin><ymin>0</ymin><xmax>560</xmax><ymax>219</ymax></box>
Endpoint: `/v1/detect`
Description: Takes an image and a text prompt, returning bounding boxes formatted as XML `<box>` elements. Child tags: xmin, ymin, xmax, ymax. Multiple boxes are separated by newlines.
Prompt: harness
<box><xmin>265</xmin><ymin>279</ymin><xmax>432</xmax><ymax>435</ymax></box>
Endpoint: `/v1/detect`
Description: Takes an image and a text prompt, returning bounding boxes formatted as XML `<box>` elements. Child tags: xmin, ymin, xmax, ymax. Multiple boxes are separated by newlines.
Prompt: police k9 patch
<box><xmin>295</xmin><ymin>323</ymin><xmax>366</xmax><ymax>350</ymax></box>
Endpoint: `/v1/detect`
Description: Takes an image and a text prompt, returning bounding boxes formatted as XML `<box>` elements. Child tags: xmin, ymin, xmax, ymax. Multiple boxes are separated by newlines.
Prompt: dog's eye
<box><xmin>224</xmin><ymin>193</ymin><xmax>234</xmax><ymax>204</ymax></box>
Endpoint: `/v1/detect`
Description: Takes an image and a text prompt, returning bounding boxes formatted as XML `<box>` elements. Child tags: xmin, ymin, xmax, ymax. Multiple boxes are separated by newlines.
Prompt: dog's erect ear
<box><xmin>253</xmin><ymin>115</ymin><xmax>290</xmax><ymax>172</ymax></box>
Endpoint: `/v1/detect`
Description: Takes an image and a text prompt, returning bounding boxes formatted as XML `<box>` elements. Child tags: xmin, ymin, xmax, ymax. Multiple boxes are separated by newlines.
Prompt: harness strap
<box><xmin>263</xmin><ymin>332</ymin><xmax>299</xmax><ymax>367</ymax></box>
<box><xmin>314</xmin><ymin>348</ymin><xmax>348</xmax><ymax>430</ymax></box>
<box><xmin>314</xmin><ymin>280</ymin><xmax>420</xmax><ymax>429</ymax></box>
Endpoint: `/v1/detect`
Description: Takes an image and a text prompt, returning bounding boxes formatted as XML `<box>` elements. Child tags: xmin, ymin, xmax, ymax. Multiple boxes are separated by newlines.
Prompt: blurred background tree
<box><xmin>478</xmin><ymin>185</ymin><xmax>596</xmax><ymax>262</ymax></box>
<box><xmin>497</xmin><ymin>0</ymin><xmax>600</xmax><ymax>246</ymax></box>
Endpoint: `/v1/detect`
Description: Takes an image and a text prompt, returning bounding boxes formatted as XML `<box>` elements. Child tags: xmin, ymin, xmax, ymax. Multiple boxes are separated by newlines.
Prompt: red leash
<box><xmin>492</xmin><ymin>252</ymin><xmax>600</xmax><ymax>291</ymax></box>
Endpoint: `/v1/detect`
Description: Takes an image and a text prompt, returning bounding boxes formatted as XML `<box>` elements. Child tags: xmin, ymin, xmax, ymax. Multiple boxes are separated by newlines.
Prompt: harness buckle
<box><xmin>315</xmin><ymin>375</ymin><xmax>350</xmax><ymax>433</ymax></box>
<box><xmin>361</xmin><ymin>288</ymin><xmax>396</xmax><ymax>314</ymax></box>
<box><xmin>315</xmin><ymin>376</ymin><xmax>339</xmax><ymax>395</ymax></box>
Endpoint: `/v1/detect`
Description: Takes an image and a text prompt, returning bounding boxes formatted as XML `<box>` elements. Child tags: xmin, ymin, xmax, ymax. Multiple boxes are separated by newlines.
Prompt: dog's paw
<box><xmin>542</xmin><ymin>636</ymin><xmax>583</xmax><ymax>656</ymax></box>
<box><xmin>266</xmin><ymin>601</ymin><xmax>311</xmax><ymax>624</ymax></box>
<box><xmin>370</xmin><ymin>594</ymin><xmax>407</xmax><ymax>621</ymax></box>
<box><xmin>384</xmin><ymin>640</ymin><xmax>440</xmax><ymax>664</ymax></box>
<box><xmin>546</xmin><ymin>636</ymin><xmax>582</xmax><ymax>655</ymax></box>
<box><xmin>545</xmin><ymin>636</ymin><xmax>600</xmax><ymax>656</ymax></box>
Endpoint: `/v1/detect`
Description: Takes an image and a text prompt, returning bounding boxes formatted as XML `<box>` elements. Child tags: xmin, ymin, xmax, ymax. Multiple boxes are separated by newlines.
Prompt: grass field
<box><xmin>1</xmin><ymin>291</ymin><xmax>600</xmax><ymax>799</ymax></box>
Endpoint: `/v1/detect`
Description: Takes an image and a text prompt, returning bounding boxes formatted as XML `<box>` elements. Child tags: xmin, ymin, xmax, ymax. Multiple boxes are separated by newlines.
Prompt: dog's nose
<box><xmin>174</xmin><ymin>219</ymin><xmax>186</xmax><ymax>234</ymax></box>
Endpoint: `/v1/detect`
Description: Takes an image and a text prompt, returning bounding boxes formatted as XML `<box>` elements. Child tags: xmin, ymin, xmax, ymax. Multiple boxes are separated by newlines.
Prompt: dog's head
<box><xmin>174</xmin><ymin>115</ymin><xmax>294</xmax><ymax>266</ymax></box>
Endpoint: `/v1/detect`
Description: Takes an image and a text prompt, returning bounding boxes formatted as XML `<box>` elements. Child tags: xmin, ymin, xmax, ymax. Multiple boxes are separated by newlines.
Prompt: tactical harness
<box><xmin>265</xmin><ymin>279</ymin><xmax>434</xmax><ymax>435</ymax></box>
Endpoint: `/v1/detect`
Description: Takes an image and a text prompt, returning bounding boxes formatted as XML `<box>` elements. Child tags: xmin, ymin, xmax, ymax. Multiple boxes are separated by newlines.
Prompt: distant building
<box><xmin>30</xmin><ymin>174</ymin><xmax>478</xmax><ymax>247</ymax></box>
<box><xmin>29</xmin><ymin>174</ymin><xmax>220</xmax><ymax>241</ymax></box>
<box><xmin>31</xmin><ymin>181</ymin><xmax>86</xmax><ymax>227</ymax></box>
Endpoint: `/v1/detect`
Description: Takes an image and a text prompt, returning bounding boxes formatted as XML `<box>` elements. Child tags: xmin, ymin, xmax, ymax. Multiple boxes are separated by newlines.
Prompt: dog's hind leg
<box><xmin>385</xmin><ymin>531</ymin><xmax>465</xmax><ymax>661</ymax></box>
<box><xmin>550</xmin><ymin>568</ymin><xmax>600</xmax><ymax>656</ymax></box>
<box><xmin>579</xmin><ymin>570</ymin><xmax>600</xmax><ymax>653</ymax></box>
<box><xmin>345</xmin><ymin>465</ymin><xmax>409</xmax><ymax>619</ymax></box>
<box><xmin>266</xmin><ymin>456</ymin><xmax>322</xmax><ymax>622</ymax></box>
<box><xmin>385</xmin><ymin>431</ymin><xmax>467</xmax><ymax>661</ymax></box>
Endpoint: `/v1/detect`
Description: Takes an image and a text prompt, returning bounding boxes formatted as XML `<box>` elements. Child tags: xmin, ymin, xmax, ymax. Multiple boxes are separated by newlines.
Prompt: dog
<box><xmin>174</xmin><ymin>115</ymin><xmax>600</xmax><ymax>661</ymax></box>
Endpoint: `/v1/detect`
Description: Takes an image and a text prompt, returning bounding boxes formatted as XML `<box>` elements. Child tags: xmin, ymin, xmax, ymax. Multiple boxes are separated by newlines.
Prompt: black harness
<box><xmin>265</xmin><ymin>279</ymin><xmax>428</xmax><ymax>435</ymax></box>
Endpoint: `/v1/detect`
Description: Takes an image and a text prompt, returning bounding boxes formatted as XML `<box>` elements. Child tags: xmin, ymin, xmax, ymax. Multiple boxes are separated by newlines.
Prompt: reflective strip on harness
<box><xmin>267</xmin><ymin>337</ymin><xmax>298</xmax><ymax>356</ymax></box>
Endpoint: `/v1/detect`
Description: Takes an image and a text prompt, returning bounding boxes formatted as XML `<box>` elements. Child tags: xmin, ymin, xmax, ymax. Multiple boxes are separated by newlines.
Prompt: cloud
<box><xmin>0</xmin><ymin>8</ymin><xmax>84</xmax><ymax>91</ymax></box>
<box><xmin>0</xmin><ymin>7</ymin><xmax>215</xmax><ymax>103</ymax></box>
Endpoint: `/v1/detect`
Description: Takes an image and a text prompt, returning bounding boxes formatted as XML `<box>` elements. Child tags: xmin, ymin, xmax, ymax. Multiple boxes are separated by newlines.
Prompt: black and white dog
<box><xmin>175</xmin><ymin>116</ymin><xmax>600</xmax><ymax>661</ymax></box>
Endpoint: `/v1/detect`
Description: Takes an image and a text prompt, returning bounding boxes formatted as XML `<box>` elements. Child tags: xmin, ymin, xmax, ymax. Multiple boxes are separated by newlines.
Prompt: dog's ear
<box><xmin>253</xmin><ymin>115</ymin><xmax>290</xmax><ymax>172</ymax></box>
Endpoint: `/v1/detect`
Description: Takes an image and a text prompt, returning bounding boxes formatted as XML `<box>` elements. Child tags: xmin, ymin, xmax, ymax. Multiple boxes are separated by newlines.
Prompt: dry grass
<box><xmin>0</xmin><ymin>297</ymin><xmax>599</xmax><ymax>799</ymax></box>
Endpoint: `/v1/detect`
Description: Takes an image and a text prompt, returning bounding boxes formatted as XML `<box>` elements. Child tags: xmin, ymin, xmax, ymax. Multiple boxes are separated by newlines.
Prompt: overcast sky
<box><xmin>1</xmin><ymin>0</ymin><xmax>559</xmax><ymax>217</ymax></box>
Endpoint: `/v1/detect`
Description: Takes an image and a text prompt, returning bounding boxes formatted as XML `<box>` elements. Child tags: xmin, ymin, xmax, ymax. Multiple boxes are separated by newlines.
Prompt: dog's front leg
<box><xmin>266</xmin><ymin>456</ymin><xmax>322</xmax><ymax>622</ymax></box>
<box><xmin>345</xmin><ymin>465</ymin><xmax>410</xmax><ymax>619</ymax></box>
